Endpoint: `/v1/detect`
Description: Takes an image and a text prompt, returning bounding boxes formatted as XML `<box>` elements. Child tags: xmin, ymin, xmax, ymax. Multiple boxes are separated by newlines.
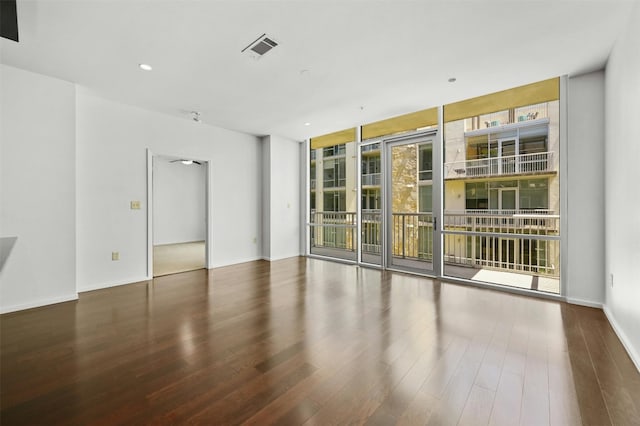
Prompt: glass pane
<box><xmin>389</xmin><ymin>142</ymin><xmax>434</xmax><ymax>272</ymax></box>
<box><xmin>443</xmin><ymin>89</ymin><xmax>560</xmax><ymax>294</ymax></box>
<box><xmin>501</xmin><ymin>190</ymin><xmax>516</xmax><ymax>210</ymax></box>
<box><xmin>361</xmin><ymin>143</ymin><xmax>382</xmax><ymax>265</ymax></box>
<box><xmin>310</xmin><ymin>143</ymin><xmax>356</xmax><ymax>261</ymax></box>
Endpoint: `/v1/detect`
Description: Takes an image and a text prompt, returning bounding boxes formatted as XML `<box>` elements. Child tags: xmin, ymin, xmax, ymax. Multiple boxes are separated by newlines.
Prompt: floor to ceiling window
<box><xmin>442</xmin><ymin>79</ymin><xmax>561</xmax><ymax>293</ymax></box>
<box><xmin>307</xmin><ymin>78</ymin><xmax>562</xmax><ymax>295</ymax></box>
<box><xmin>309</xmin><ymin>129</ymin><xmax>357</xmax><ymax>261</ymax></box>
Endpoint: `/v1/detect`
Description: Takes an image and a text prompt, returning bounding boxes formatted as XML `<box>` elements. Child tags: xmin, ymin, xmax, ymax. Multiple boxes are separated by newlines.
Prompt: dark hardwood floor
<box><xmin>1</xmin><ymin>257</ymin><xmax>639</xmax><ymax>425</ymax></box>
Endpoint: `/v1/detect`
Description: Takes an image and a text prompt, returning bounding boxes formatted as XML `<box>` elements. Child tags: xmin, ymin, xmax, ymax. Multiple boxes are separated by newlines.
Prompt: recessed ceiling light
<box><xmin>139</xmin><ymin>63</ymin><xmax>153</xmax><ymax>71</ymax></box>
<box><xmin>304</xmin><ymin>122</ymin><xmax>311</xmax><ymax>126</ymax></box>
<box><xmin>181</xmin><ymin>160</ymin><xmax>193</xmax><ymax>165</ymax></box>
<box><xmin>448</xmin><ymin>77</ymin><xmax>457</xmax><ymax>83</ymax></box>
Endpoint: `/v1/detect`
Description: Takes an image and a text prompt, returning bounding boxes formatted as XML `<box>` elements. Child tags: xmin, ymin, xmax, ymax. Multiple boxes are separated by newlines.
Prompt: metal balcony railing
<box><xmin>323</xmin><ymin>178</ymin><xmax>346</xmax><ymax>188</ymax></box>
<box><xmin>419</xmin><ymin>170</ymin><xmax>432</xmax><ymax>181</ymax></box>
<box><xmin>391</xmin><ymin>213</ymin><xmax>434</xmax><ymax>260</ymax></box>
<box><xmin>362</xmin><ymin>173</ymin><xmax>381</xmax><ymax>186</ymax></box>
<box><xmin>309</xmin><ymin>210</ymin><xmax>559</xmax><ymax>276</ymax></box>
<box><xmin>443</xmin><ymin>211</ymin><xmax>560</xmax><ymax>234</ymax></box>
<box><xmin>463</xmin><ymin>209</ymin><xmax>554</xmax><ymax>215</ymax></box>
<box><xmin>466</xmin><ymin>103</ymin><xmax>550</xmax><ymax>131</ymax></box>
<box><xmin>310</xmin><ymin>211</ymin><xmax>356</xmax><ymax>252</ymax></box>
<box><xmin>362</xmin><ymin>210</ymin><xmax>382</xmax><ymax>254</ymax></box>
<box><xmin>443</xmin><ymin>211</ymin><xmax>559</xmax><ymax>276</ymax></box>
<box><xmin>361</xmin><ymin>144</ymin><xmax>380</xmax><ymax>153</ymax></box>
<box><xmin>443</xmin><ymin>233</ymin><xmax>558</xmax><ymax>276</ymax></box>
<box><xmin>444</xmin><ymin>151</ymin><xmax>554</xmax><ymax>179</ymax></box>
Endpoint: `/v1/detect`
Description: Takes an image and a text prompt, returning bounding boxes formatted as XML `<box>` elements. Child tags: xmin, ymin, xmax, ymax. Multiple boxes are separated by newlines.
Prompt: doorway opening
<box><xmin>148</xmin><ymin>152</ymin><xmax>210</xmax><ymax>277</ymax></box>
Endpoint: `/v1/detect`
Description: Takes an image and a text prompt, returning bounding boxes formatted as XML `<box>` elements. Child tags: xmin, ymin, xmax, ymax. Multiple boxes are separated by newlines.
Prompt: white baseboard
<box><xmin>0</xmin><ymin>293</ymin><xmax>78</xmax><ymax>314</ymax></box>
<box><xmin>262</xmin><ymin>254</ymin><xmax>302</xmax><ymax>262</ymax></box>
<box><xmin>566</xmin><ymin>297</ymin><xmax>603</xmax><ymax>309</ymax></box>
<box><xmin>603</xmin><ymin>305</ymin><xmax>640</xmax><ymax>373</ymax></box>
<box><xmin>78</xmin><ymin>276</ymin><xmax>150</xmax><ymax>293</ymax></box>
<box><xmin>272</xmin><ymin>254</ymin><xmax>303</xmax><ymax>262</ymax></box>
<box><xmin>209</xmin><ymin>256</ymin><xmax>263</xmax><ymax>269</ymax></box>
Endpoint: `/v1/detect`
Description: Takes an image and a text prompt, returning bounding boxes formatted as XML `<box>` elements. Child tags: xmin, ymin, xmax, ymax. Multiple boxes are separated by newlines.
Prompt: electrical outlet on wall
<box><xmin>112</xmin><ymin>251</ymin><xmax>120</xmax><ymax>261</ymax></box>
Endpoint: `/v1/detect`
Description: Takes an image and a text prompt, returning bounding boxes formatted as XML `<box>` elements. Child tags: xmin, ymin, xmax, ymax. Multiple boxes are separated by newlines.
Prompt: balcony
<box><xmin>322</xmin><ymin>145</ymin><xmax>346</xmax><ymax>158</ymax></box>
<box><xmin>309</xmin><ymin>210</ymin><xmax>559</xmax><ymax>286</ymax></box>
<box><xmin>443</xmin><ymin>210</ymin><xmax>559</xmax><ymax>233</ymax></box>
<box><xmin>419</xmin><ymin>170</ymin><xmax>432</xmax><ymax>181</ymax></box>
<box><xmin>323</xmin><ymin>178</ymin><xmax>346</xmax><ymax>188</ymax></box>
<box><xmin>466</xmin><ymin>103</ymin><xmax>550</xmax><ymax>131</ymax></box>
<box><xmin>444</xmin><ymin>151</ymin><xmax>554</xmax><ymax>179</ymax></box>
<box><xmin>361</xmin><ymin>144</ymin><xmax>380</xmax><ymax>154</ymax></box>
<box><xmin>362</xmin><ymin>173</ymin><xmax>381</xmax><ymax>186</ymax></box>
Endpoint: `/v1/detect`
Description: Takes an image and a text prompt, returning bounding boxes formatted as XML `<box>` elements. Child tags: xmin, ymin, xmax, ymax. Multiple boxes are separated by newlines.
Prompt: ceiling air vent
<box><xmin>242</xmin><ymin>34</ymin><xmax>278</xmax><ymax>60</ymax></box>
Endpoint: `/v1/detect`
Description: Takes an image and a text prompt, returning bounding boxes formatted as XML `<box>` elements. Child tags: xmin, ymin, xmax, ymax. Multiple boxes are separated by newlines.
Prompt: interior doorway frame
<box><xmin>146</xmin><ymin>149</ymin><xmax>213</xmax><ymax>279</ymax></box>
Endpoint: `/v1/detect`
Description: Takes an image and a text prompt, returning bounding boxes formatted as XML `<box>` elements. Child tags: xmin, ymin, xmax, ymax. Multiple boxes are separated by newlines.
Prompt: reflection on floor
<box><xmin>444</xmin><ymin>264</ymin><xmax>560</xmax><ymax>294</ymax></box>
<box><xmin>153</xmin><ymin>241</ymin><xmax>205</xmax><ymax>277</ymax></box>
<box><xmin>2</xmin><ymin>257</ymin><xmax>634</xmax><ymax>424</ymax></box>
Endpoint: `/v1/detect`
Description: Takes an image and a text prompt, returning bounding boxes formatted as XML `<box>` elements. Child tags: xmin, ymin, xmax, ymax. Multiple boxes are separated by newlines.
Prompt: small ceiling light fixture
<box><xmin>304</xmin><ymin>122</ymin><xmax>311</xmax><ymax>126</ymax></box>
<box><xmin>170</xmin><ymin>159</ymin><xmax>202</xmax><ymax>166</ymax></box>
<box><xmin>448</xmin><ymin>77</ymin><xmax>457</xmax><ymax>83</ymax></box>
<box><xmin>191</xmin><ymin>111</ymin><xmax>202</xmax><ymax>123</ymax></box>
<box><xmin>138</xmin><ymin>63</ymin><xmax>153</xmax><ymax>71</ymax></box>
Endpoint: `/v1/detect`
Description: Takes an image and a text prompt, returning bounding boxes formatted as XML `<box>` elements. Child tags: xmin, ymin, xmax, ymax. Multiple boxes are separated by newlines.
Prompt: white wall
<box><xmin>261</xmin><ymin>137</ymin><xmax>271</xmax><ymax>260</ymax></box>
<box><xmin>262</xmin><ymin>135</ymin><xmax>302</xmax><ymax>261</ymax></box>
<box><xmin>0</xmin><ymin>65</ymin><xmax>77</xmax><ymax>313</ymax></box>
<box><xmin>153</xmin><ymin>156</ymin><xmax>206</xmax><ymax>245</ymax></box>
<box><xmin>604</xmin><ymin>3</ymin><xmax>640</xmax><ymax>369</ymax></box>
<box><xmin>566</xmin><ymin>71</ymin><xmax>605</xmax><ymax>306</ymax></box>
<box><xmin>76</xmin><ymin>91</ymin><xmax>262</xmax><ymax>291</ymax></box>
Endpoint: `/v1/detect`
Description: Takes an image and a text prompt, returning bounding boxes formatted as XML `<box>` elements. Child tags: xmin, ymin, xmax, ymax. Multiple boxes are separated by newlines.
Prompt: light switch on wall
<box><xmin>130</xmin><ymin>201</ymin><xmax>141</xmax><ymax>210</ymax></box>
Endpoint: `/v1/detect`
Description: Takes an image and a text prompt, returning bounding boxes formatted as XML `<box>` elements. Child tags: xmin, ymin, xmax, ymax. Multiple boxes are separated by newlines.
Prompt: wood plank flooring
<box><xmin>1</xmin><ymin>257</ymin><xmax>639</xmax><ymax>425</ymax></box>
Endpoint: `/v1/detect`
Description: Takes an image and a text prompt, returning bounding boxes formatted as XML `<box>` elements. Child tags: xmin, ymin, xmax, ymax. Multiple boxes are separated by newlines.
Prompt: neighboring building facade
<box><xmin>442</xmin><ymin>100</ymin><xmax>560</xmax><ymax>277</ymax></box>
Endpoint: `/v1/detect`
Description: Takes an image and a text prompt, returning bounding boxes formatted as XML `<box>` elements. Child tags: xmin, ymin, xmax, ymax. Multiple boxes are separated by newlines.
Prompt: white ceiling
<box><xmin>1</xmin><ymin>0</ymin><xmax>636</xmax><ymax>140</ymax></box>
